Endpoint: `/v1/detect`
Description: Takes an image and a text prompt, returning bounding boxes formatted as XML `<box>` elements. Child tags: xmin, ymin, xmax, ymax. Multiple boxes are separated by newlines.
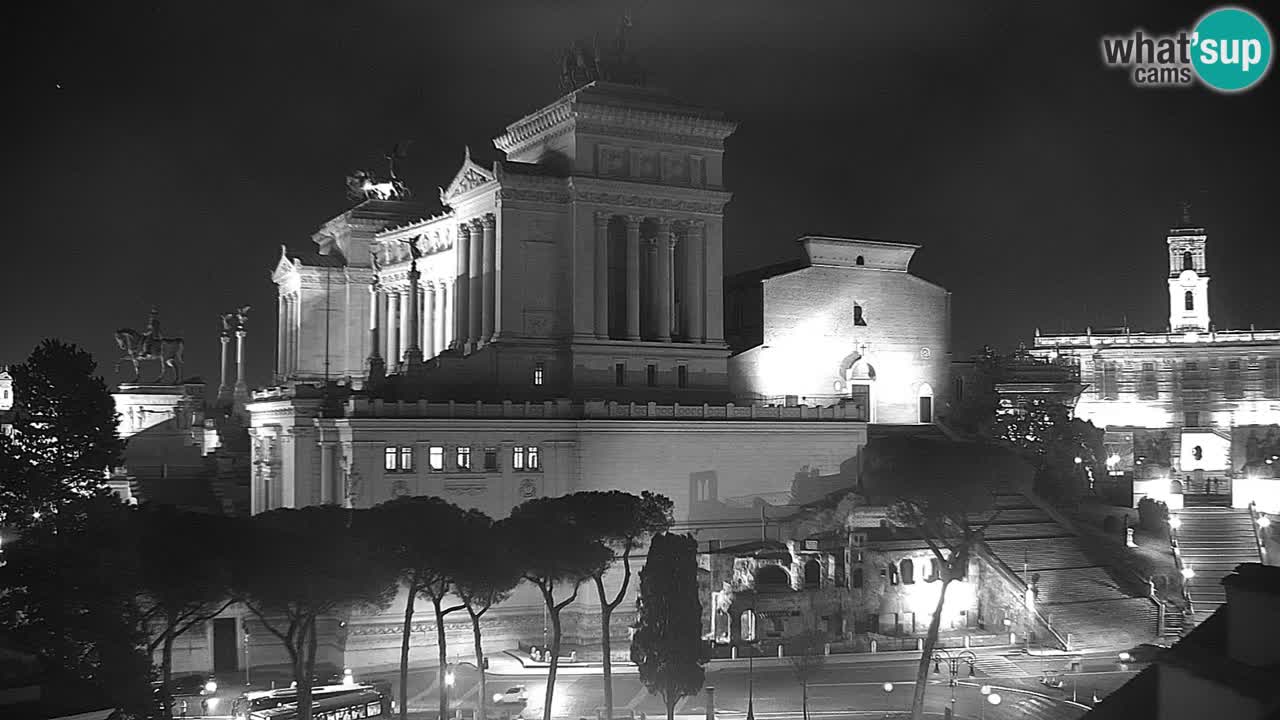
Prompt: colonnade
<box><xmin>594</xmin><ymin>212</ymin><xmax>708</xmax><ymax>342</ymax></box>
<box><xmin>373</xmin><ymin>278</ymin><xmax>456</xmax><ymax>365</ymax></box>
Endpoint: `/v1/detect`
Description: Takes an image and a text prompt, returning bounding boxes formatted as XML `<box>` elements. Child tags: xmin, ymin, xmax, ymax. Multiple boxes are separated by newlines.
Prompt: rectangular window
<box><xmin>398</xmin><ymin>446</ymin><xmax>413</xmax><ymax>472</ymax></box>
<box><xmin>1266</xmin><ymin>359</ymin><xmax>1280</xmax><ymax>399</ymax></box>
<box><xmin>429</xmin><ymin>446</ymin><xmax>445</xmax><ymax>471</ymax></box>
<box><xmin>484</xmin><ymin>447</ymin><xmax>498</xmax><ymax>471</ymax></box>
<box><xmin>646</xmin><ymin>364</ymin><xmax>657</xmax><ymax>387</ymax></box>
<box><xmin>1098</xmin><ymin>361</ymin><xmax>1119</xmax><ymax>400</ymax></box>
<box><xmin>677</xmin><ymin>365</ymin><xmax>688</xmax><ymax>389</ymax></box>
<box><xmin>456</xmin><ymin>446</ymin><xmax>472</xmax><ymax>470</ymax></box>
<box><xmin>1182</xmin><ymin>361</ymin><xmax>1207</xmax><ymax>390</ymax></box>
<box><xmin>1225</xmin><ymin>360</ymin><xmax>1244</xmax><ymax>399</ymax></box>
<box><xmin>513</xmin><ymin>446</ymin><xmax>539</xmax><ymax>471</ymax></box>
<box><xmin>384</xmin><ymin>447</ymin><xmax>397</xmax><ymax>472</ymax></box>
<box><xmin>615</xmin><ymin>363</ymin><xmax>626</xmax><ymax>386</ymax></box>
<box><xmin>533</xmin><ymin>362</ymin><xmax>544</xmax><ymax>386</ymax></box>
<box><xmin>1139</xmin><ymin>362</ymin><xmax>1158</xmax><ymax>400</ymax></box>
<box><xmin>513</xmin><ymin>446</ymin><xmax>526</xmax><ymax>470</ymax></box>
<box><xmin>527</xmin><ymin>445</ymin><xmax>540</xmax><ymax>470</ymax></box>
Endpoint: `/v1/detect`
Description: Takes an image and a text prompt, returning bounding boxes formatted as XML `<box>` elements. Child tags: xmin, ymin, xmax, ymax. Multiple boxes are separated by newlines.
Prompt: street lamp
<box><xmin>1169</xmin><ymin>516</ymin><xmax>1182</xmax><ymax>530</ymax></box>
<box><xmin>881</xmin><ymin>682</ymin><xmax>894</xmax><ymax>718</ymax></box>
<box><xmin>931</xmin><ymin>649</ymin><xmax>977</xmax><ymax>714</ymax></box>
<box><xmin>1181</xmin><ymin>564</ymin><xmax>1196</xmax><ymax>580</ymax></box>
<box><xmin>243</xmin><ymin>631</ymin><xmax>251</xmax><ymax>687</ymax></box>
<box><xmin>979</xmin><ymin>685</ymin><xmax>991</xmax><ymax>720</ymax></box>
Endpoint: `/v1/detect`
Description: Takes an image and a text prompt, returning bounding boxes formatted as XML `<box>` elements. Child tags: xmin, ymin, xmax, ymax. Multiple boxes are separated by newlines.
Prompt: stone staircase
<box><xmin>977</xmin><ymin>492</ymin><xmax>1159</xmax><ymax>649</ymax></box>
<box><xmin>1174</xmin><ymin>506</ymin><xmax>1261</xmax><ymax>620</ymax></box>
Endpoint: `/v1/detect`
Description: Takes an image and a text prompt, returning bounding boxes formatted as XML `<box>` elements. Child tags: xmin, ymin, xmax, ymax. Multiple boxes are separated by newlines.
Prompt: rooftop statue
<box><xmin>220</xmin><ymin>305</ymin><xmax>252</xmax><ymax>336</ymax></box>
<box><xmin>115</xmin><ymin>307</ymin><xmax>185</xmax><ymax>384</ymax></box>
<box><xmin>346</xmin><ymin>141</ymin><xmax>414</xmax><ymax>201</ymax></box>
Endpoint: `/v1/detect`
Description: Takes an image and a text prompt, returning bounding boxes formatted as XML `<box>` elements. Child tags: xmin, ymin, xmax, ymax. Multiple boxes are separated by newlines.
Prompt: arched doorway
<box><xmin>803</xmin><ymin>559</ymin><xmax>821</xmax><ymax>589</ymax></box>
<box><xmin>841</xmin><ymin>354</ymin><xmax>876</xmax><ymax>422</ymax></box>
<box><xmin>917</xmin><ymin>383</ymin><xmax>934</xmax><ymax>424</ymax></box>
<box><xmin>756</xmin><ymin>564</ymin><xmax>790</xmax><ymax>591</ymax></box>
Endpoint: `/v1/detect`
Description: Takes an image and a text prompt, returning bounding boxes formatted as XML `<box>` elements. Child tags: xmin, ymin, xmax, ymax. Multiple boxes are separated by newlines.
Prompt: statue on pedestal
<box><xmin>115</xmin><ymin>307</ymin><xmax>185</xmax><ymax>384</ymax></box>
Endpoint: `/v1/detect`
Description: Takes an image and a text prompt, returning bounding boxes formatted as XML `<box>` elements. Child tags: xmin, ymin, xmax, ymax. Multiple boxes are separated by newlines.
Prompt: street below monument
<box><xmin>356</xmin><ymin>649</ymin><xmax>1140</xmax><ymax>720</ymax></box>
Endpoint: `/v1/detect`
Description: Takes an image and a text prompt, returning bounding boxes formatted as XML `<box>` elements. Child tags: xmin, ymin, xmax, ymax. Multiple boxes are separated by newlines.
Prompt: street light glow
<box><xmin>882</xmin><ymin>682</ymin><xmax>893</xmax><ymax>693</ymax></box>
<box><xmin>1169</xmin><ymin>516</ymin><xmax>1182</xmax><ymax>530</ymax></box>
<box><xmin>1182</xmin><ymin>565</ymin><xmax>1196</xmax><ymax>580</ymax></box>
<box><xmin>987</xmin><ymin>693</ymin><xmax>1002</xmax><ymax>706</ymax></box>
<box><xmin>980</xmin><ymin>685</ymin><xmax>991</xmax><ymax>695</ymax></box>
<box><xmin>1259</xmin><ymin>515</ymin><xmax>1271</xmax><ymax>528</ymax></box>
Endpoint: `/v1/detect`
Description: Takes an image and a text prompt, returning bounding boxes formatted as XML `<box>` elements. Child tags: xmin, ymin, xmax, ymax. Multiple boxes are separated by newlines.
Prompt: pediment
<box><xmin>271</xmin><ymin>245</ymin><xmax>299</xmax><ymax>283</ymax></box>
<box><xmin>441</xmin><ymin>148</ymin><xmax>496</xmax><ymax>204</ymax></box>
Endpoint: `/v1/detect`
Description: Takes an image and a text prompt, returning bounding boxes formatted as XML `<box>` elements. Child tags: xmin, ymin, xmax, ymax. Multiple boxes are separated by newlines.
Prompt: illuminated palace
<box><xmin>233</xmin><ymin>78</ymin><xmax>954</xmax><ymax>672</ymax></box>
<box><xmin>1032</xmin><ymin>220</ymin><xmax>1280</xmax><ymax>511</ymax></box>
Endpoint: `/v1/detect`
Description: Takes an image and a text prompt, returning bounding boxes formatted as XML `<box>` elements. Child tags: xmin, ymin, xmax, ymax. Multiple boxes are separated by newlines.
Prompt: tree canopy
<box><xmin>631</xmin><ymin>533</ymin><xmax>705</xmax><ymax>720</ymax></box>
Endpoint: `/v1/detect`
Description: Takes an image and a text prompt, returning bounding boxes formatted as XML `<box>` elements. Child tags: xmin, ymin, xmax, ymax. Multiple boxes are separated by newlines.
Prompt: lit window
<box><xmin>527</xmin><ymin>445</ymin><xmax>540</xmax><ymax>470</ymax></box>
<box><xmin>677</xmin><ymin>365</ymin><xmax>688</xmax><ymax>389</ymax></box>
<box><xmin>399</xmin><ymin>446</ymin><xmax>413</xmax><ymax>472</ymax></box>
<box><xmin>456</xmin><ymin>446</ymin><xmax>472</xmax><ymax>470</ymax></box>
<box><xmin>615</xmin><ymin>363</ymin><xmax>626</xmax><ymax>386</ymax></box>
<box><xmin>384</xmin><ymin>447</ymin><xmax>397</xmax><ymax>471</ymax></box>
<box><xmin>484</xmin><ymin>447</ymin><xmax>498</xmax><ymax>471</ymax></box>
<box><xmin>514</xmin><ymin>446</ymin><xmax>525</xmax><ymax>470</ymax></box>
<box><xmin>429</xmin><ymin>446</ymin><xmax>445</xmax><ymax>471</ymax></box>
<box><xmin>646</xmin><ymin>364</ymin><xmax>657</xmax><ymax>387</ymax></box>
<box><xmin>533</xmin><ymin>362</ymin><xmax>544</xmax><ymax>386</ymax></box>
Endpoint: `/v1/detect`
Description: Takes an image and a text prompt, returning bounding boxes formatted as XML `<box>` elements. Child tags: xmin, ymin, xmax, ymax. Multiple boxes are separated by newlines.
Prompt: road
<box><xmin>357</xmin><ymin>648</ymin><xmax>1143</xmax><ymax>720</ymax></box>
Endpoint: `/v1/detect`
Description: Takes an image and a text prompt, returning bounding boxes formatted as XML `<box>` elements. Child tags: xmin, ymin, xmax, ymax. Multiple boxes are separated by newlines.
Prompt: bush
<box><xmin>1137</xmin><ymin>498</ymin><xmax>1169</xmax><ymax>531</ymax></box>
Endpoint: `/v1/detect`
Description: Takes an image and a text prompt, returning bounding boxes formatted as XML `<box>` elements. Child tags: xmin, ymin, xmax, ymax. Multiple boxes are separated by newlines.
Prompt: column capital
<box><xmin>469</xmin><ymin>217</ymin><xmax>486</xmax><ymax>231</ymax></box>
<box><xmin>481</xmin><ymin>213</ymin><xmax>497</xmax><ymax>229</ymax></box>
<box><xmin>655</xmin><ymin>216</ymin><xmax>673</xmax><ymax>232</ymax></box>
<box><xmin>235</xmin><ymin>329</ymin><xmax>247</xmax><ymax>339</ymax></box>
<box><xmin>458</xmin><ymin>222</ymin><xmax>472</xmax><ymax>237</ymax></box>
<box><xmin>685</xmin><ymin>218</ymin><xmax>707</xmax><ymax>231</ymax></box>
<box><xmin>594</xmin><ymin>210</ymin><xmax>612</xmax><ymax>227</ymax></box>
<box><xmin>624</xmin><ymin>214</ymin><xmax>644</xmax><ymax>229</ymax></box>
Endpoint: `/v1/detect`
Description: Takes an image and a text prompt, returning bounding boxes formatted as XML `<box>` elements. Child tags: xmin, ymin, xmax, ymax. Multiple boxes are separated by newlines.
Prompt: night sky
<box><xmin>6</xmin><ymin>1</ymin><xmax>1278</xmax><ymax>391</ymax></box>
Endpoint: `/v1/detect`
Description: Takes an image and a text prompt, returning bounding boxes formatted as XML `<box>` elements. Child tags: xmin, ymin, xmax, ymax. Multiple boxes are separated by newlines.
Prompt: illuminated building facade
<box><xmin>726</xmin><ymin>237</ymin><xmax>952</xmax><ymax>424</ymax></box>
<box><xmin>1032</xmin><ymin>222</ymin><xmax>1280</xmax><ymax>510</ymax></box>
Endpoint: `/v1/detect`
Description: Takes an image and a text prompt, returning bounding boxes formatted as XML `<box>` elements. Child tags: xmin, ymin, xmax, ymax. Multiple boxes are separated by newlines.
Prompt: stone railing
<box><xmin>1035</xmin><ymin>328</ymin><xmax>1280</xmax><ymax>348</ymax></box>
<box><xmin>342</xmin><ymin>398</ymin><xmax>869</xmax><ymax>421</ymax></box>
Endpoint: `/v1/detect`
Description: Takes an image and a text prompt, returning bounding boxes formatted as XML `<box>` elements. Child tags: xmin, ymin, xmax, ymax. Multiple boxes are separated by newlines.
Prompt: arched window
<box><xmin>1185</xmin><ymin>291</ymin><xmax>1194</xmax><ymax>311</ymax></box>
<box><xmin>853</xmin><ymin>304</ymin><xmax>867</xmax><ymax>326</ymax></box>
<box><xmin>756</xmin><ymin>564</ymin><xmax>790</xmax><ymax>591</ymax></box>
<box><xmin>855</xmin><ymin>255</ymin><xmax>865</xmax><ymax>266</ymax></box>
<box><xmin>740</xmin><ymin>610</ymin><xmax>757</xmax><ymax>641</ymax></box>
<box><xmin>900</xmin><ymin>559</ymin><xmax>915</xmax><ymax>584</ymax></box>
<box><xmin>928</xmin><ymin>558</ymin><xmax>941</xmax><ymax>582</ymax></box>
<box><xmin>803</xmin><ymin>559</ymin><xmax>821</xmax><ymax>589</ymax></box>
<box><xmin>852</xmin><ymin>567</ymin><xmax>864</xmax><ymax>589</ymax></box>
<box><xmin>1183</xmin><ymin>251</ymin><xmax>1193</xmax><ymax>271</ymax></box>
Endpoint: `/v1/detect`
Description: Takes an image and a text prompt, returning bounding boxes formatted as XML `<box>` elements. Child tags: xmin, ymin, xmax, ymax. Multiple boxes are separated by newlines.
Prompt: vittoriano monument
<box><xmin>115</xmin><ymin>307</ymin><xmax>186</xmax><ymax>384</ymax></box>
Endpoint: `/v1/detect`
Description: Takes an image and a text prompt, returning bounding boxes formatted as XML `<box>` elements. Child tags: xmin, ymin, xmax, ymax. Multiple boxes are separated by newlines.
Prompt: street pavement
<box><xmin>348</xmin><ymin>647</ymin><xmax>1142</xmax><ymax>720</ymax></box>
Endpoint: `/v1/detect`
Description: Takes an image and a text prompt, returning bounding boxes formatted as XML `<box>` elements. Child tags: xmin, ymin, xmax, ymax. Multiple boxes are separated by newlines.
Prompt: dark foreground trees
<box><xmin>237</xmin><ymin>507</ymin><xmax>397</xmax><ymax>720</ymax></box>
<box><xmin>453</xmin><ymin>512</ymin><xmax>521</xmax><ymax>720</ymax></box>
<box><xmin>631</xmin><ymin>533</ymin><xmax>705</xmax><ymax>720</ymax></box>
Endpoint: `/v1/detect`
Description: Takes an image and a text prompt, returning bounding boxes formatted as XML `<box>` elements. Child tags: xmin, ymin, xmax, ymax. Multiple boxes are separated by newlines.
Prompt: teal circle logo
<box><xmin>1192</xmin><ymin>6</ymin><xmax>1273</xmax><ymax>92</ymax></box>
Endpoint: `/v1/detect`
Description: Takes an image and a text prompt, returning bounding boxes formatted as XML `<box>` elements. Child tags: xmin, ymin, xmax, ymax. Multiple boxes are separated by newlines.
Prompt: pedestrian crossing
<box><xmin>970</xmin><ymin>655</ymin><xmax>1022</xmax><ymax>678</ymax></box>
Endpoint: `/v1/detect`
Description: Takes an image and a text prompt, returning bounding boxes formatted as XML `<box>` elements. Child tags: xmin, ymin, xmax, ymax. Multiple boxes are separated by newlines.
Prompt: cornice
<box><xmin>494</xmin><ymin>101</ymin><xmax>576</xmax><ymax>154</ymax></box>
<box><xmin>498</xmin><ymin>187</ymin><xmax>572</xmax><ymax>205</ymax></box>
<box><xmin>575</xmin><ymin>121</ymin><xmax>726</xmax><ymax>150</ymax></box>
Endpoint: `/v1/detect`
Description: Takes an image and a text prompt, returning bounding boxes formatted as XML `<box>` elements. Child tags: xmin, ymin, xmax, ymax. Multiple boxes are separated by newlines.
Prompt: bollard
<box><xmin>870</xmin><ymin>639</ymin><xmax>878</xmax><ymax>653</ymax></box>
<box><xmin>824</xmin><ymin>642</ymin><xmax>831</xmax><ymax>656</ymax></box>
<box><xmin>916</xmin><ymin>638</ymin><xmax>923</xmax><ymax>651</ymax></box>
<box><xmin>705</xmin><ymin>686</ymin><xmax>715</xmax><ymax>720</ymax></box>
<box><xmin>777</xmin><ymin>644</ymin><xmax>784</xmax><ymax>658</ymax></box>
<box><xmin>731</xmin><ymin>645</ymin><xmax>738</xmax><ymax>660</ymax></box>
<box><xmin>1010</xmin><ymin>632</ymin><xmax>1016</xmax><ymax>645</ymax></box>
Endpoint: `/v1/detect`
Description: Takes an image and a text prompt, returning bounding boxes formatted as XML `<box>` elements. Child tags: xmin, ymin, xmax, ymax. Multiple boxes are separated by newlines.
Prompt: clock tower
<box><xmin>1167</xmin><ymin>223</ymin><xmax>1210</xmax><ymax>333</ymax></box>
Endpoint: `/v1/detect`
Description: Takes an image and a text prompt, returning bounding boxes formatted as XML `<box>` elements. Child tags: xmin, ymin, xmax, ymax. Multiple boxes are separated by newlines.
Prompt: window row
<box><xmin>1096</xmin><ymin>358</ymin><xmax>1280</xmax><ymax>400</ymax></box>
<box><xmin>614</xmin><ymin>363</ymin><xmax>690</xmax><ymax>388</ymax></box>
<box><xmin>384</xmin><ymin>445</ymin><xmax>541</xmax><ymax>473</ymax></box>
<box><xmin>850</xmin><ymin>557</ymin><xmax>959</xmax><ymax>589</ymax></box>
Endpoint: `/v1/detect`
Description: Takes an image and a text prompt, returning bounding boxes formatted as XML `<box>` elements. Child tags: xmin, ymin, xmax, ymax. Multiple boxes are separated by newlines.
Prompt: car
<box><xmin>1118</xmin><ymin>643</ymin><xmax>1169</xmax><ymax>664</ymax></box>
<box><xmin>492</xmin><ymin>686</ymin><xmax>528</xmax><ymax>705</ymax></box>
<box><xmin>151</xmin><ymin>674</ymin><xmax>211</xmax><ymax>697</ymax></box>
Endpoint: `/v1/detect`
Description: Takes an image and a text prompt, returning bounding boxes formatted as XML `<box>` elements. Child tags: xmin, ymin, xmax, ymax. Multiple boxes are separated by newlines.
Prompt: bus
<box><xmin>248</xmin><ymin>688</ymin><xmax>390</xmax><ymax>720</ymax></box>
<box><xmin>231</xmin><ymin>683</ymin><xmax>388</xmax><ymax>720</ymax></box>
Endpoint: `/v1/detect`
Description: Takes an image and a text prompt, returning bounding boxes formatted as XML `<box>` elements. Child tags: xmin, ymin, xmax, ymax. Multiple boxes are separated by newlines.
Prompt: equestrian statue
<box><xmin>115</xmin><ymin>307</ymin><xmax>185</xmax><ymax>384</ymax></box>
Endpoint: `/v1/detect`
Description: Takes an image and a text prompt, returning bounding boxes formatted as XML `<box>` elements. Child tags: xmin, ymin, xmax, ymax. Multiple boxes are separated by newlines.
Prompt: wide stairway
<box><xmin>1175</xmin><ymin>506</ymin><xmax>1261</xmax><ymax>620</ymax></box>
<box><xmin>978</xmin><ymin>492</ymin><xmax>1159</xmax><ymax>650</ymax></box>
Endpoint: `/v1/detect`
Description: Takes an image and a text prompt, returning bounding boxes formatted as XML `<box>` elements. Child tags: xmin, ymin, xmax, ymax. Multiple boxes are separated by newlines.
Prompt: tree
<box><xmin>565</xmin><ymin>491</ymin><xmax>674</xmax><ymax>720</ymax></box>
<box><xmin>0</xmin><ymin>340</ymin><xmax>124</xmax><ymax>528</ymax></box>
<box><xmin>0</xmin><ymin>493</ymin><xmax>154</xmax><ymax>715</ymax></box>
<box><xmin>370</xmin><ymin>497</ymin><xmax>478</xmax><ymax>720</ymax></box>
<box><xmin>504</xmin><ymin>496</ymin><xmax>612</xmax><ymax>720</ymax></box>
<box><xmin>135</xmin><ymin>504</ymin><xmax>238</xmax><ymax>695</ymax></box>
<box><xmin>453</xmin><ymin>513</ymin><xmax>522</xmax><ymax>720</ymax></box>
<box><xmin>788</xmin><ymin>630</ymin><xmax>826</xmax><ymax>720</ymax></box>
<box><xmin>862</xmin><ymin>434</ymin><xmax>1032</xmax><ymax>720</ymax></box>
<box><xmin>630</xmin><ymin>533</ymin><xmax>705</xmax><ymax>720</ymax></box>
<box><xmin>236</xmin><ymin>507</ymin><xmax>397</xmax><ymax>720</ymax></box>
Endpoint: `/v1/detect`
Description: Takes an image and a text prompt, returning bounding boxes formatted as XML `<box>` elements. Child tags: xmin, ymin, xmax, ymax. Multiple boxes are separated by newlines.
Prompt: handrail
<box><xmin>1248</xmin><ymin>501</ymin><xmax>1268</xmax><ymax>563</ymax></box>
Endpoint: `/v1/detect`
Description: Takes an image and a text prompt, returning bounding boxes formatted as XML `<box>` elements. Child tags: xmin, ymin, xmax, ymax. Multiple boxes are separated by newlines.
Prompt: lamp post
<box><xmin>930</xmin><ymin>649</ymin><xmax>976</xmax><ymax>718</ymax></box>
<box><xmin>881</xmin><ymin>682</ymin><xmax>894</xmax><ymax>718</ymax></box>
<box><xmin>243</xmin><ymin>631</ymin><xmax>250</xmax><ymax>687</ymax></box>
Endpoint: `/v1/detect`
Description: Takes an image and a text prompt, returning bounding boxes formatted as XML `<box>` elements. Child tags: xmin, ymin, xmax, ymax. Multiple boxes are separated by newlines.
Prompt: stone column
<box><xmin>704</xmin><ymin>219</ymin><xmax>726</xmax><ymax>343</ymax></box>
<box><xmin>468</xmin><ymin>219</ymin><xmax>483</xmax><ymax>348</ymax></box>
<box><xmin>286</xmin><ymin>295</ymin><xmax>297</xmax><ymax>376</ymax></box>
<box><xmin>594</xmin><ymin>211</ymin><xmax>610</xmax><ymax>338</ymax></box>
<box><xmin>234</xmin><ymin>329</ymin><xmax>248</xmax><ymax>398</ymax></box>
<box><xmin>219</xmin><ymin>334</ymin><xmax>231</xmax><ymax>400</ymax></box>
<box><xmin>625</xmin><ymin>215</ymin><xmax>642</xmax><ymax>341</ymax></box>
<box><xmin>439</xmin><ymin>282</ymin><xmax>451</xmax><ymax>351</ymax></box>
<box><xmin>276</xmin><ymin>295</ymin><xmax>287</xmax><ymax>379</ymax></box>
<box><xmin>404</xmin><ymin>264</ymin><xmax>423</xmax><ymax>368</ymax></box>
<box><xmin>655</xmin><ymin>218</ymin><xmax>674</xmax><ymax>342</ymax></box>
<box><xmin>455</xmin><ymin>224</ymin><xmax>471</xmax><ymax>350</ymax></box>
<box><xmin>481</xmin><ymin>214</ymin><xmax>496</xmax><ymax>343</ymax></box>
<box><xmin>319</xmin><ymin>440</ymin><xmax>334</xmax><ymax>505</ymax></box>
<box><xmin>367</xmin><ymin>284</ymin><xmax>385</xmax><ymax>386</ymax></box>
<box><xmin>423</xmin><ymin>282</ymin><xmax>436</xmax><ymax>358</ymax></box>
<box><xmin>683</xmin><ymin>220</ymin><xmax>706</xmax><ymax>342</ymax></box>
<box><xmin>387</xmin><ymin>290</ymin><xmax>400</xmax><ymax>364</ymax></box>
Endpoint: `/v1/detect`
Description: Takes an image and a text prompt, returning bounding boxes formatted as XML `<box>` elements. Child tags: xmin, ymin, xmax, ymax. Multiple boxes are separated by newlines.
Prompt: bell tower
<box><xmin>1167</xmin><ymin>206</ymin><xmax>1209</xmax><ymax>333</ymax></box>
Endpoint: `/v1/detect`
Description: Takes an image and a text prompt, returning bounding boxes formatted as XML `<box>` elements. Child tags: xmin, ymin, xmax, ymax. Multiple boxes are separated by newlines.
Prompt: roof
<box><xmin>289</xmin><ymin>251</ymin><xmax>346</xmax><ymax>268</ymax></box>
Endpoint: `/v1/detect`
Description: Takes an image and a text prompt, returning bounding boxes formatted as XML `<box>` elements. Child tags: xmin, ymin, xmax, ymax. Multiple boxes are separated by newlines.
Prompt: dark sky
<box><xmin>6</xmin><ymin>1</ymin><xmax>1278</xmax><ymax>391</ymax></box>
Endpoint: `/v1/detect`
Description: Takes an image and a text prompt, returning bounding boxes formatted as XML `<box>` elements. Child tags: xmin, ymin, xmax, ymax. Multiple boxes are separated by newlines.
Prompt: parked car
<box><xmin>1118</xmin><ymin>643</ymin><xmax>1169</xmax><ymax>664</ymax></box>
<box><xmin>492</xmin><ymin>686</ymin><xmax>528</xmax><ymax>705</ymax></box>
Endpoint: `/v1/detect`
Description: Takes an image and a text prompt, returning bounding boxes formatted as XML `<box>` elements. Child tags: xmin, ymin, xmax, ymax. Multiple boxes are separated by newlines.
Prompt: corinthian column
<box><xmin>683</xmin><ymin>220</ymin><xmax>705</xmax><ymax>343</ymax></box>
<box><xmin>481</xmin><ymin>214</ymin><xmax>496</xmax><ymax>343</ymax></box>
<box><xmin>387</xmin><ymin>290</ymin><xmax>400</xmax><ymax>363</ymax></box>
<box><xmin>234</xmin><ymin>329</ymin><xmax>248</xmax><ymax>400</ymax></box>
<box><xmin>594</xmin><ymin>211</ymin><xmax>610</xmax><ymax>338</ymax></box>
<box><xmin>455</xmin><ymin>224</ymin><xmax>471</xmax><ymax>351</ymax></box>
<box><xmin>404</xmin><ymin>263</ymin><xmax>423</xmax><ymax>368</ymax></box>
<box><xmin>655</xmin><ymin>218</ymin><xmax>674</xmax><ymax>342</ymax></box>
<box><xmin>276</xmin><ymin>295</ymin><xmax>286</xmax><ymax>380</ymax></box>
<box><xmin>218</xmin><ymin>333</ymin><xmax>231</xmax><ymax>401</ymax></box>
<box><xmin>625</xmin><ymin>215</ymin><xmax>642</xmax><ymax>341</ymax></box>
<box><xmin>468</xmin><ymin>218</ymin><xmax>483</xmax><ymax>348</ymax></box>
<box><xmin>424</xmin><ymin>282</ymin><xmax>437</xmax><ymax>358</ymax></box>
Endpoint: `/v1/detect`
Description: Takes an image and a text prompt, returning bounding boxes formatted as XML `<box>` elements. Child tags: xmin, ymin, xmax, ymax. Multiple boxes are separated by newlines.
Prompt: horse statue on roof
<box><xmin>115</xmin><ymin>307</ymin><xmax>185</xmax><ymax>384</ymax></box>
